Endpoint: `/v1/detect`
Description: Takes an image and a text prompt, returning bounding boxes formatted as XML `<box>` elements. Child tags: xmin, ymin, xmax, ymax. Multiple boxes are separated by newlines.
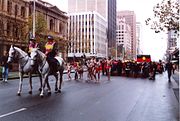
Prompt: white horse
<box><xmin>7</xmin><ymin>45</ymin><xmax>42</xmax><ymax>96</ymax></box>
<box><xmin>30</xmin><ymin>48</ymin><xmax>64</xmax><ymax>97</ymax></box>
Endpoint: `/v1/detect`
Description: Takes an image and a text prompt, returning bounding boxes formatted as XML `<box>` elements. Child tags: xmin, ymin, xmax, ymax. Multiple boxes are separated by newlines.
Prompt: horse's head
<box><xmin>30</xmin><ymin>48</ymin><xmax>38</xmax><ymax>66</ymax></box>
<box><xmin>7</xmin><ymin>45</ymin><xmax>16</xmax><ymax>63</ymax></box>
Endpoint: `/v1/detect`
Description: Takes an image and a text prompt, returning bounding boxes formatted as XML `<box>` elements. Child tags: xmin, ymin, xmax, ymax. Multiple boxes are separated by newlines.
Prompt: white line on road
<box><xmin>0</xmin><ymin>108</ymin><xmax>27</xmax><ymax>118</ymax></box>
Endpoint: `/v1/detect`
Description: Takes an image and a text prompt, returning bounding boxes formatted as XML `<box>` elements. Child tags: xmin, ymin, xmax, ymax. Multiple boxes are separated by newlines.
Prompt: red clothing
<box><xmin>29</xmin><ymin>42</ymin><xmax>38</xmax><ymax>52</ymax></box>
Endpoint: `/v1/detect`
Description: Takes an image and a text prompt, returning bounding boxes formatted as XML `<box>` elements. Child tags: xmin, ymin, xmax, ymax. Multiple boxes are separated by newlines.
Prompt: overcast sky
<box><xmin>43</xmin><ymin>0</ymin><xmax>167</xmax><ymax>61</ymax></box>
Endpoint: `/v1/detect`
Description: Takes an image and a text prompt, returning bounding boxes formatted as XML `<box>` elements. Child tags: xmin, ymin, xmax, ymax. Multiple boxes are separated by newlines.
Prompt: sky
<box><xmin>43</xmin><ymin>0</ymin><xmax>167</xmax><ymax>61</ymax></box>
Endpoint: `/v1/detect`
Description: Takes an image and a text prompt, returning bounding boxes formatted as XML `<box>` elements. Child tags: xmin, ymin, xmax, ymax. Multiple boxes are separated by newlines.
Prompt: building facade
<box><xmin>117</xmin><ymin>11</ymin><xmax>136</xmax><ymax>59</ymax></box>
<box><xmin>67</xmin><ymin>12</ymin><xmax>107</xmax><ymax>58</ymax></box>
<box><xmin>116</xmin><ymin>17</ymin><xmax>131</xmax><ymax>60</ymax></box>
<box><xmin>0</xmin><ymin>0</ymin><xmax>29</xmax><ymax>56</ymax></box>
<box><xmin>136</xmin><ymin>22</ymin><xmax>141</xmax><ymax>55</ymax></box>
<box><xmin>166</xmin><ymin>30</ymin><xmax>179</xmax><ymax>62</ymax></box>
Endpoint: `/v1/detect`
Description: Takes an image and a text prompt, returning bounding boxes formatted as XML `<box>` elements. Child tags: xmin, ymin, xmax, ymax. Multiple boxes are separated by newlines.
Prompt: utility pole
<box><xmin>32</xmin><ymin>0</ymin><xmax>36</xmax><ymax>38</ymax></box>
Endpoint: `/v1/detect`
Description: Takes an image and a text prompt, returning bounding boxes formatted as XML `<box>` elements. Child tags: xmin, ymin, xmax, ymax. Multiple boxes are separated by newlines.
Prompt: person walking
<box><xmin>67</xmin><ymin>63</ymin><xmax>72</xmax><ymax>81</ymax></box>
<box><xmin>106</xmin><ymin>57</ymin><xmax>112</xmax><ymax>81</ymax></box>
<box><xmin>165</xmin><ymin>61</ymin><xmax>173</xmax><ymax>82</ymax></box>
<box><xmin>2</xmin><ymin>52</ymin><xmax>9</xmax><ymax>82</ymax></box>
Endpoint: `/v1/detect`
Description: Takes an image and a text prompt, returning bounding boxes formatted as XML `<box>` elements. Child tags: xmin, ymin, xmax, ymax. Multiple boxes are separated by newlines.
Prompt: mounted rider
<box><xmin>45</xmin><ymin>35</ymin><xmax>59</xmax><ymax>72</ymax></box>
<box><xmin>28</xmin><ymin>37</ymin><xmax>38</xmax><ymax>53</ymax></box>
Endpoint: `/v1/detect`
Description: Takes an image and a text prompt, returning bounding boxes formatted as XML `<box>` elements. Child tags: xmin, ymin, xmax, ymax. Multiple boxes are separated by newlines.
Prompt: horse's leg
<box><xmin>54</xmin><ymin>73</ymin><xmax>59</xmax><ymax>93</ymax></box>
<box><xmin>58</xmin><ymin>70</ymin><xmax>63</xmax><ymax>93</ymax></box>
<box><xmin>40</xmin><ymin>74</ymin><xmax>47</xmax><ymax>97</ymax></box>
<box><xmin>17</xmin><ymin>72</ymin><xmax>23</xmax><ymax>96</ymax></box>
<box><xmin>46</xmin><ymin>76</ymin><xmax>51</xmax><ymax>95</ymax></box>
<box><xmin>28</xmin><ymin>72</ymin><xmax>32</xmax><ymax>94</ymax></box>
<box><xmin>38</xmin><ymin>72</ymin><xmax>42</xmax><ymax>92</ymax></box>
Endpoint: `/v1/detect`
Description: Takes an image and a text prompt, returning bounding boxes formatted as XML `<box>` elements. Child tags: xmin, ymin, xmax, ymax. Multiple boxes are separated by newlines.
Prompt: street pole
<box><xmin>32</xmin><ymin>0</ymin><xmax>36</xmax><ymax>38</ymax></box>
<box><xmin>116</xmin><ymin>42</ymin><xmax>117</xmax><ymax>60</ymax></box>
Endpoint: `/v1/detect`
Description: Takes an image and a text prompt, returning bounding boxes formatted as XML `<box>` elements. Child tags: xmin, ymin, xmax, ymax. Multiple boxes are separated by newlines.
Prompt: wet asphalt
<box><xmin>0</xmin><ymin>72</ymin><xmax>179</xmax><ymax>121</ymax></box>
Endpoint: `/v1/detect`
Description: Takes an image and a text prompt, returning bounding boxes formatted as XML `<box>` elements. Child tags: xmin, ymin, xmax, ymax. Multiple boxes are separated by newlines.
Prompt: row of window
<box><xmin>0</xmin><ymin>0</ymin><xmax>26</xmax><ymax>18</ymax></box>
<box><xmin>0</xmin><ymin>21</ymin><xmax>24</xmax><ymax>39</ymax></box>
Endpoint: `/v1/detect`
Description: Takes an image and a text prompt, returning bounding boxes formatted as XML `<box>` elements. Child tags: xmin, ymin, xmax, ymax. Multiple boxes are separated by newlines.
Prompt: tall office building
<box><xmin>68</xmin><ymin>0</ymin><xmax>116</xmax><ymax>55</ymax></box>
<box><xmin>136</xmin><ymin>22</ymin><xmax>141</xmax><ymax>55</ymax></box>
<box><xmin>117</xmin><ymin>11</ymin><xmax>136</xmax><ymax>59</ymax></box>
<box><xmin>68</xmin><ymin>12</ymin><xmax>107</xmax><ymax>58</ymax></box>
<box><xmin>116</xmin><ymin>17</ymin><xmax>131</xmax><ymax>60</ymax></box>
<box><xmin>68</xmin><ymin>0</ymin><xmax>108</xmax><ymax>19</ymax></box>
<box><xmin>108</xmin><ymin>0</ymin><xmax>116</xmax><ymax>49</ymax></box>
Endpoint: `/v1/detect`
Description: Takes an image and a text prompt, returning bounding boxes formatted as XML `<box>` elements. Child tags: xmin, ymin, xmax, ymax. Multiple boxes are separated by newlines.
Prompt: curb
<box><xmin>0</xmin><ymin>69</ymin><xmax>87</xmax><ymax>81</ymax></box>
<box><xmin>171</xmin><ymin>75</ymin><xmax>179</xmax><ymax>102</ymax></box>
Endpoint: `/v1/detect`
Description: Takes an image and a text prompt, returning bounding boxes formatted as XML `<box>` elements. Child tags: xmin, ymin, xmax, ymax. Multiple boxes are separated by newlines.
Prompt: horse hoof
<box><xmin>58</xmin><ymin>90</ymin><xmax>61</xmax><ymax>93</ymax></box>
<box><xmin>48</xmin><ymin>92</ymin><xmax>51</xmax><ymax>95</ymax></box>
<box><xmin>39</xmin><ymin>88</ymin><xmax>42</xmax><ymax>92</ymax></box>
<box><xmin>55</xmin><ymin>90</ymin><xmax>58</xmax><ymax>93</ymax></box>
<box><xmin>40</xmin><ymin>95</ymin><xmax>44</xmax><ymax>98</ymax></box>
<box><xmin>29</xmin><ymin>91</ymin><xmax>32</xmax><ymax>94</ymax></box>
<box><xmin>17</xmin><ymin>93</ymin><xmax>21</xmax><ymax>96</ymax></box>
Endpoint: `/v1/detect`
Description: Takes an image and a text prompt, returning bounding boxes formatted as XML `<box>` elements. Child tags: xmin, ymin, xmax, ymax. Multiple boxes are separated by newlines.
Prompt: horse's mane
<box><xmin>14</xmin><ymin>47</ymin><xmax>28</xmax><ymax>57</ymax></box>
<box><xmin>32</xmin><ymin>48</ymin><xmax>46</xmax><ymax>60</ymax></box>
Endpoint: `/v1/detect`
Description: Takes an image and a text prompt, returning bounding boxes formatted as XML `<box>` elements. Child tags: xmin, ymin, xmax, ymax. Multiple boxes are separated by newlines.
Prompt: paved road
<box><xmin>0</xmin><ymin>73</ymin><xmax>179</xmax><ymax>121</ymax></box>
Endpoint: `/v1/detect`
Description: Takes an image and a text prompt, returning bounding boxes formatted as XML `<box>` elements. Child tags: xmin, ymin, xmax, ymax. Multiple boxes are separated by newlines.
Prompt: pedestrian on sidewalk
<box><xmin>2</xmin><ymin>52</ymin><xmax>9</xmax><ymax>82</ymax></box>
<box><xmin>172</xmin><ymin>63</ymin><xmax>176</xmax><ymax>74</ymax></box>
<box><xmin>165</xmin><ymin>61</ymin><xmax>173</xmax><ymax>82</ymax></box>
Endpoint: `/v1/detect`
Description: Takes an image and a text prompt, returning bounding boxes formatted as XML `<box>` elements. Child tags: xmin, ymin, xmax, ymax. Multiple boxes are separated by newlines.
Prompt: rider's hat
<box><xmin>47</xmin><ymin>35</ymin><xmax>54</xmax><ymax>40</ymax></box>
<box><xmin>30</xmin><ymin>37</ymin><xmax>36</xmax><ymax>41</ymax></box>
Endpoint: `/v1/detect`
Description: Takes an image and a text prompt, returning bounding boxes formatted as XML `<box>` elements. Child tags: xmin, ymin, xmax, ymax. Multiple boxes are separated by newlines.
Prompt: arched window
<box><xmin>21</xmin><ymin>6</ymin><xmax>26</xmax><ymax>18</ymax></box>
<box><xmin>50</xmin><ymin>19</ymin><xmax>54</xmax><ymax>31</ymax></box>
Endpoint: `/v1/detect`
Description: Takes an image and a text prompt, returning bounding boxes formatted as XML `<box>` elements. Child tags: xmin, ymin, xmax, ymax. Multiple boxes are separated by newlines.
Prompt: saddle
<box><xmin>47</xmin><ymin>57</ymin><xmax>60</xmax><ymax>73</ymax></box>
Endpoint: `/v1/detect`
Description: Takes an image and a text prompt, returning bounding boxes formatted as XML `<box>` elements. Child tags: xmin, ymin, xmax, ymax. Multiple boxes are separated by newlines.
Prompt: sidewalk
<box><xmin>172</xmin><ymin>70</ymin><xmax>179</xmax><ymax>102</ymax></box>
<box><xmin>0</xmin><ymin>70</ymin><xmax>73</xmax><ymax>81</ymax></box>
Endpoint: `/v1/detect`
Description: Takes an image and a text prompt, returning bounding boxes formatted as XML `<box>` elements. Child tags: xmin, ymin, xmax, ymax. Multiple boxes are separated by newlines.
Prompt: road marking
<box><xmin>0</xmin><ymin>108</ymin><xmax>27</xmax><ymax>118</ymax></box>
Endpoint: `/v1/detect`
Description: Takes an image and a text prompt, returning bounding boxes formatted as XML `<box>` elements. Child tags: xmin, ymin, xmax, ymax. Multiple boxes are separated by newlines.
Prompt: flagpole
<box><xmin>32</xmin><ymin>0</ymin><xmax>36</xmax><ymax>38</ymax></box>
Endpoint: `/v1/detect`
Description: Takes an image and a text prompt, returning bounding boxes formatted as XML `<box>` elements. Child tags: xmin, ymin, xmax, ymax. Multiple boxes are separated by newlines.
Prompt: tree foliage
<box><xmin>27</xmin><ymin>13</ymin><xmax>47</xmax><ymax>42</ymax></box>
<box><xmin>145</xmin><ymin>0</ymin><xmax>179</xmax><ymax>33</ymax></box>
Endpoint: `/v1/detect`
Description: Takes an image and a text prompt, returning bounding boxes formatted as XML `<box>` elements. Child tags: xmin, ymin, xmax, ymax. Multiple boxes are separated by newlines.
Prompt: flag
<box><xmin>137</xmin><ymin>55</ymin><xmax>151</xmax><ymax>62</ymax></box>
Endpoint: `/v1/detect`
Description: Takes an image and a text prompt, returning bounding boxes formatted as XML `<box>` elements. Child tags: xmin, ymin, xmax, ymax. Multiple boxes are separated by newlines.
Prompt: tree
<box><xmin>27</xmin><ymin>13</ymin><xmax>47</xmax><ymax>42</ymax></box>
<box><xmin>145</xmin><ymin>0</ymin><xmax>179</xmax><ymax>33</ymax></box>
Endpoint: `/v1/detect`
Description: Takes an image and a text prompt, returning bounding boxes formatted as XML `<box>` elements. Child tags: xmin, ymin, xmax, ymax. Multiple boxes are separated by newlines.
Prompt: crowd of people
<box><xmin>66</xmin><ymin>57</ymin><xmax>176</xmax><ymax>83</ymax></box>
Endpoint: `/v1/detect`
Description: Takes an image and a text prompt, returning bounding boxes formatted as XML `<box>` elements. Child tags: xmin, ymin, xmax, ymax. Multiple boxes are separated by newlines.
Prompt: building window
<box><xmin>7</xmin><ymin>22</ymin><xmax>11</xmax><ymax>36</ymax></box>
<box><xmin>50</xmin><ymin>19</ymin><xmax>54</xmax><ymax>31</ymax></box>
<box><xmin>15</xmin><ymin>5</ymin><xmax>18</xmax><ymax>16</ymax></box>
<box><xmin>7</xmin><ymin>1</ymin><xmax>12</xmax><ymax>14</ymax></box>
<box><xmin>0</xmin><ymin>20</ymin><xmax>4</xmax><ymax>35</ymax></box>
<box><xmin>21</xmin><ymin>6</ymin><xmax>26</xmax><ymax>18</ymax></box>
<box><xmin>13</xmin><ymin>24</ymin><xmax>18</xmax><ymax>38</ymax></box>
<box><xmin>1</xmin><ymin>0</ymin><xmax>4</xmax><ymax>11</ymax></box>
<box><xmin>59</xmin><ymin>22</ymin><xmax>62</xmax><ymax>33</ymax></box>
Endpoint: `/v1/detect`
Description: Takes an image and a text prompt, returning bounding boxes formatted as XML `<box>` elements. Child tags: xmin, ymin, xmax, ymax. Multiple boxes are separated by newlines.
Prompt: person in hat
<box><xmin>45</xmin><ymin>35</ymin><xmax>59</xmax><ymax>71</ymax></box>
<box><xmin>28</xmin><ymin>37</ymin><xmax>38</xmax><ymax>53</ymax></box>
<box><xmin>45</xmin><ymin>35</ymin><xmax>58</xmax><ymax>57</ymax></box>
